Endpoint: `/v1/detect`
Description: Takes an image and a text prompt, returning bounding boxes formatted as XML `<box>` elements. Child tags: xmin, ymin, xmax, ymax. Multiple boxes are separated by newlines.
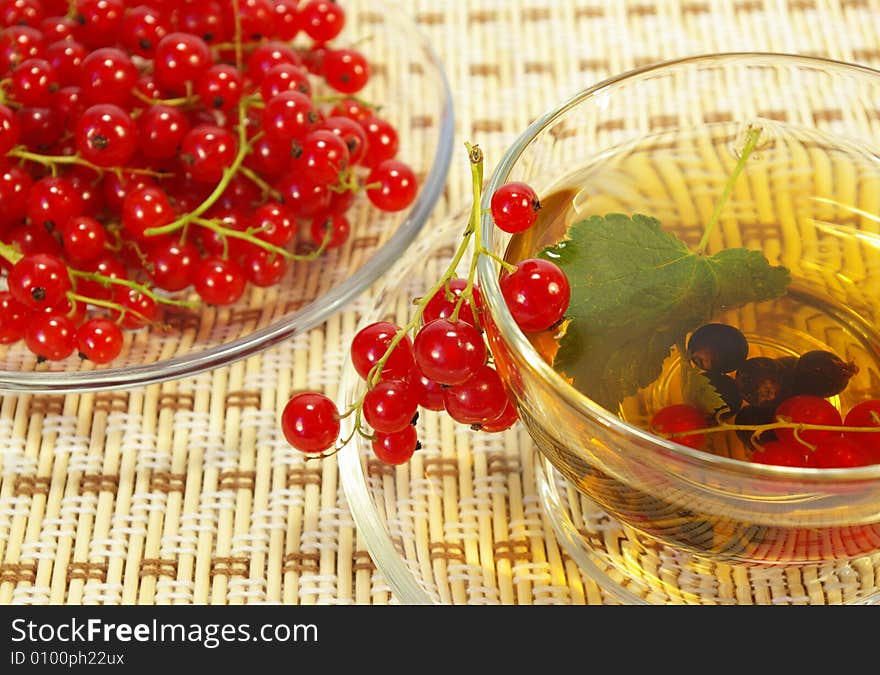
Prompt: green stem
<box><xmin>191</xmin><ymin>217</ymin><xmax>327</xmax><ymax>261</ymax></box>
<box><xmin>232</xmin><ymin>0</ymin><xmax>243</xmax><ymax>72</ymax></box>
<box><xmin>450</xmin><ymin>143</ymin><xmax>485</xmax><ymax>324</ymax></box>
<box><xmin>363</xmin><ymin>144</ymin><xmax>485</xmax><ymax>390</ymax></box>
<box><xmin>667</xmin><ymin>420</ymin><xmax>880</xmax><ymax>439</ymax></box>
<box><xmin>696</xmin><ymin>124</ymin><xmax>762</xmax><ymax>255</ymax></box>
<box><xmin>240</xmin><ymin>165</ymin><xmax>281</xmax><ymax>200</ymax></box>
<box><xmin>7</xmin><ymin>148</ymin><xmax>168</xmax><ymax>178</ymax></box>
<box><xmin>144</xmin><ymin>101</ymin><xmax>253</xmax><ymax>237</ymax></box>
<box><xmin>131</xmin><ymin>88</ymin><xmax>195</xmax><ymax>108</ymax></box>
<box><xmin>67</xmin><ymin>271</ymin><xmax>199</xmax><ymax>309</ymax></box>
<box><xmin>0</xmin><ymin>240</ymin><xmax>22</xmax><ymax>265</ymax></box>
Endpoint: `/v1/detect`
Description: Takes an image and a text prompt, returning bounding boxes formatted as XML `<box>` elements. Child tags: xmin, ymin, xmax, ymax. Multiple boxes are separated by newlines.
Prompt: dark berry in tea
<box><xmin>792</xmin><ymin>350</ymin><xmax>859</xmax><ymax>398</ymax></box>
<box><xmin>687</xmin><ymin>323</ymin><xmax>749</xmax><ymax>374</ymax></box>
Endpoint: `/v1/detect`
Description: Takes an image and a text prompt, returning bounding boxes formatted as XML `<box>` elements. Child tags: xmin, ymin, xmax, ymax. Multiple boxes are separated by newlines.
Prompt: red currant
<box><xmin>443</xmin><ymin>365</ymin><xmax>509</xmax><ymax>425</ymax></box>
<box><xmin>423</xmin><ymin>278</ymin><xmax>481</xmax><ymax>327</ymax></box>
<box><xmin>25</xmin><ymin>311</ymin><xmax>77</xmax><ymax>360</ymax></box>
<box><xmin>180</xmin><ymin>124</ymin><xmax>237</xmax><ymax>184</ymax></box>
<box><xmin>193</xmin><ymin>256</ymin><xmax>246</xmax><ymax>306</ymax></box>
<box><xmin>774</xmin><ymin>395</ymin><xmax>842</xmax><ymax>447</ymax></box>
<box><xmin>491</xmin><ymin>181</ymin><xmax>541</xmax><ymax>234</ymax></box>
<box><xmin>413</xmin><ymin>318</ymin><xmax>486</xmax><ymax>386</ymax></box>
<box><xmin>8</xmin><ymin>252</ymin><xmax>71</xmax><ymax>309</ymax></box>
<box><xmin>843</xmin><ymin>399</ymin><xmax>880</xmax><ymax>459</ymax></box>
<box><xmin>0</xmin><ymin>103</ymin><xmax>22</xmax><ymax>156</ymax></box>
<box><xmin>74</xmin><ymin>103</ymin><xmax>138</xmax><ymax>167</ymax></box>
<box><xmin>153</xmin><ymin>32</ymin><xmax>213</xmax><ymax>97</ymax></box>
<box><xmin>365</xmin><ymin>159</ymin><xmax>418</xmax><ymax>212</ymax></box>
<box><xmin>807</xmin><ymin>435</ymin><xmax>875</xmax><ymax>468</ymax></box>
<box><xmin>323</xmin><ymin>48</ymin><xmax>369</xmax><ymax>94</ymax></box>
<box><xmin>281</xmin><ymin>392</ymin><xmax>340</xmax><ymax>454</ymax></box>
<box><xmin>477</xmin><ymin>399</ymin><xmax>519</xmax><ymax>433</ymax></box>
<box><xmin>75</xmin><ymin>316</ymin><xmax>123</xmax><ymax>363</ymax></box>
<box><xmin>0</xmin><ymin>291</ymin><xmax>32</xmax><ymax>344</ymax></box>
<box><xmin>350</xmin><ymin>321</ymin><xmax>415</xmax><ymax>381</ymax></box>
<box><xmin>144</xmin><ymin>238</ymin><xmax>199</xmax><ymax>292</ymax></box>
<box><xmin>300</xmin><ymin>0</ymin><xmax>345</xmax><ymax>42</ymax></box>
<box><xmin>750</xmin><ymin>440</ymin><xmax>808</xmax><ymax>467</ymax></box>
<box><xmin>500</xmin><ymin>258</ymin><xmax>570</xmax><ymax>333</ymax></box>
<box><xmin>362</xmin><ymin>379</ymin><xmax>418</xmax><ymax>433</ymax></box>
<box><xmin>371</xmin><ymin>426</ymin><xmax>419</xmax><ymax>466</ymax></box>
<box><xmin>649</xmin><ymin>404</ymin><xmax>707</xmax><ymax>449</ymax></box>
<box><xmin>61</xmin><ymin>215</ymin><xmax>106</xmax><ymax>264</ymax></box>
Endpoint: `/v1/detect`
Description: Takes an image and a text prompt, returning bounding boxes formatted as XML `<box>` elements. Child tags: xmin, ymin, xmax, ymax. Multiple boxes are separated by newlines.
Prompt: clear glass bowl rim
<box><xmin>476</xmin><ymin>51</ymin><xmax>880</xmax><ymax>484</ymax></box>
<box><xmin>0</xmin><ymin>4</ymin><xmax>455</xmax><ymax>394</ymax></box>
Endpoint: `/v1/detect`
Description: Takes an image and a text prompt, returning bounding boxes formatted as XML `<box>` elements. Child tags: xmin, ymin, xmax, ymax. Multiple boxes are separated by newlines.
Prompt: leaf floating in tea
<box><xmin>539</xmin><ymin>213</ymin><xmax>790</xmax><ymax>411</ymax></box>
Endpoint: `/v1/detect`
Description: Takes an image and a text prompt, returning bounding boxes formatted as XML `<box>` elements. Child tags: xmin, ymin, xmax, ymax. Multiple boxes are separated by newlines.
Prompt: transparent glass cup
<box><xmin>477</xmin><ymin>53</ymin><xmax>880</xmax><ymax>605</ymax></box>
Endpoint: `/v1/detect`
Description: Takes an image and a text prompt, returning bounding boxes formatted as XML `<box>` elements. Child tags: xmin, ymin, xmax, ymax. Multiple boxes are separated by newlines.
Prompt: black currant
<box><xmin>735</xmin><ymin>356</ymin><xmax>790</xmax><ymax>408</ymax></box>
<box><xmin>704</xmin><ymin>371</ymin><xmax>743</xmax><ymax>418</ymax></box>
<box><xmin>792</xmin><ymin>350</ymin><xmax>859</xmax><ymax>398</ymax></box>
<box><xmin>734</xmin><ymin>405</ymin><xmax>777</xmax><ymax>450</ymax></box>
<box><xmin>687</xmin><ymin>323</ymin><xmax>749</xmax><ymax>373</ymax></box>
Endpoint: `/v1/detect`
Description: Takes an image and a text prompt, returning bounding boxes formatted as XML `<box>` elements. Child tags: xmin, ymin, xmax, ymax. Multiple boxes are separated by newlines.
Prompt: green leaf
<box><xmin>680</xmin><ymin>358</ymin><xmax>728</xmax><ymax>418</ymax></box>
<box><xmin>539</xmin><ymin>213</ymin><xmax>790</xmax><ymax>411</ymax></box>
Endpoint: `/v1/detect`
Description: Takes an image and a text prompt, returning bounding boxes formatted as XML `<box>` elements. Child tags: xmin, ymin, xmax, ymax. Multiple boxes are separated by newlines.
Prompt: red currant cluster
<box><xmin>281</xmin><ymin>147</ymin><xmax>572</xmax><ymax>465</ymax></box>
<box><xmin>650</xmin><ymin>322</ymin><xmax>880</xmax><ymax>469</ymax></box>
<box><xmin>0</xmin><ymin>0</ymin><xmax>417</xmax><ymax>364</ymax></box>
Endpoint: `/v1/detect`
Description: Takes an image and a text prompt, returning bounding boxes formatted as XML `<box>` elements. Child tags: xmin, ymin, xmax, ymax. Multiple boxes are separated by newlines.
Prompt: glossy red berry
<box><xmin>180</xmin><ymin>124</ymin><xmax>237</xmax><ymax>184</ymax></box>
<box><xmin>76</xmin><ymin>316</ymin><xmax>123</xmax><ymax>363</ymax></box>
<box><xmin>362</xmin><ymin>379</ymin><xmax>418</xmax><ymax>433</ymax></box>
<box><xmin>843</xmin><ymin>399</ymin><xmax>880</xmax><ymax>459</ymax></box>
<box><xmin>145</xmin><ymin>238</ymin><xmax>199</xmax><ymax>291</ymax></box>
<box><xmin>74</xmin><ymin>103</ymin><xmax>138</xmax><ymax>167</ymax></box>
<box><xmin>649</xmin><ymin>404</ymin><xmax>707</xmax><ymax>449</ymax></box>
<box><xmin>281</xmin><ymin>392</ymin><xmax>340</xmax><ymax>454</ymax></box>
<box><xmin>78</xmin><ymin>46</ymin><xmax>136</xmax><ymax>106</ymax></box>
<box><xmin>193</xmin><ymin>256</ymin><xmax>246</xmax><ymax>306</ymax></box>
<box><xmin>0</xmin><ymin>103</ymin><xmax>21</xmax><ymax>155</ymax></box>
<box><xmin>323</xmin><ymin>48</ymin><xmax>369</xmax><ymax>94</ymax></box>
<box><xmin>121</xmin><ymin>186</ymin><xmax>176</xmax><ymax>240</ymax></box>
<box><xmin>491</xmin><ymin>181</ymin><xmax>541</xmax><ymax>233</ymax></box>
<box><xmin>0</xmin><ymin>291</ymin><xmax>32</xmax><ymax>344</ymax></box>
<box><xmin>62</xmin><ymin>215</ymin><xmax>106</xmax><ymax>264</ymax></box>
<box><xmin>9</xmin><ymin>57</ymin><xmax>59</xmax><ymax>107</ymax></box>
<box><xmin>350</xmin><ymin>321</ymin><xmax>415</xmax><ymax>381</ymax></box>
<box><xmin>9</xmin><ymin>252</ymin><xmax>71</xmax><ymax>309</ymax></box>
<box><xmin>807</xmin><ymin>435</ymin><xmax>875</xmax><ymax>468</ymax></box>
<box><xmin>153</xmin><ymin>32</ymin><xmax>212</xmax><ymax>97</ymax></box>
<box><xmin>27</xmin><ymin>175</ymin><xmax>83</xmax><ymax>232</ymax></box>
<box><xmin>423</xmin><ymin>278</ymin><xmax>481</xmax><ymax>327</ymax></box>
<box><xmin>500</xmin><ymin>258</ymin><xmax>570</xmax><ymax>333</ymax></box>
<box><xmin>750</xmin><ymin>440</ymin><xmax>808</xmax><ymax>467</ymax></box>
<box><xmin>413</xmin><ymin>318</ymin><xmax>486</xmax><ymax>386</ymax></box>
<box><xmin>477</xmin><ymin>399</ymin><xmax>519</xmax><ymax>433</ymax></box>
<box><xmin>365</xmin><ymin>159</ymin><xmax>417</xmax><ymax>212</ymax></box>
<box><xmin>197</xmin><ymin>63</ymin><xmax>243</xmax><ymax>112</ymax></box>
<box><xmin>774</xmin><ymin>395</ymin><xmax>842</xmax><ymax>448</ymax></box>
<box><xmin>300</xmin><ymin>0</ymin><xmax>345</xmax><ymax>42</ymax></box>
<box><xmin>443</xmin><ymin>365</ymin><xmax>509</xmax><ymax>425</ymax></box>
<box><xmin>25</xmin><ymin>312</ymin><xmax>77</xmax><ymax>360</ymax></box>
<box><xmin>371</xmin><ymin>425</ymin><xmax>419</xmax><ymax>466</ymax></box>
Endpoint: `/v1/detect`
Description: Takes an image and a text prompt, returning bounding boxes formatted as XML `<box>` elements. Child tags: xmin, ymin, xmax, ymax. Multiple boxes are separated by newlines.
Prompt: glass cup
<box><xmin>476</xmin><ymin>53</ymin><xmax>880</xmax><ymax>605</ymax></box>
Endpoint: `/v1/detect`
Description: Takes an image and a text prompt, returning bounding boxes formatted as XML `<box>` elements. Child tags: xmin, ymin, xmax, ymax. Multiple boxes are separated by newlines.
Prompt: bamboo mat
<box><xmin>3</xmin><ymin>0</ymin><xmax>880</xmax><ymax>606</ymax></box>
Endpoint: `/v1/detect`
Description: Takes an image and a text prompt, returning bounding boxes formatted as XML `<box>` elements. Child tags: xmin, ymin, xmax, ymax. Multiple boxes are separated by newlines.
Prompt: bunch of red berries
<box><xmin>0</xmin><ymin>0</ymin><xmax>417</xmax><ymax>364</ymax></box>
<box><xmin>281</xmin><ymin>150</ymin><xmax>572</xmax><ymax>466</ymax></box>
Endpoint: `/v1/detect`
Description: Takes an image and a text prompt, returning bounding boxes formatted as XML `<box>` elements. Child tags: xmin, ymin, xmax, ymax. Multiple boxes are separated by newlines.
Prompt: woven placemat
<box><xmin>2</xmin><ymin>0</ymin><xmax>880</xmax><ymax>606</ymax></box>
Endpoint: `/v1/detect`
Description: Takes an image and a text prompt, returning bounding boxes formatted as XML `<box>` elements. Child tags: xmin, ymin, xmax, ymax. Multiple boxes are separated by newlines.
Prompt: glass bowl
<box><xmin>476</xmin><ymin>53</ymin><xmax>880</xmax><ymax>605</ymax></box>
<box><xmin>0</xmin><ymin>0</ymin><xmax>453</xmax><ymax>394</ymax></box>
